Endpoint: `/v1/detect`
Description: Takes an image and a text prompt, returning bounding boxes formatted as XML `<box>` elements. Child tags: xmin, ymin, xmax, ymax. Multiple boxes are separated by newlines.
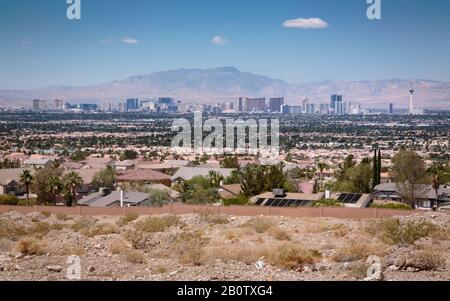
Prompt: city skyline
<box><xmin>1</xmin><ymin>0</ymin><xmax>450</xmax><ymax>89</ymax></box>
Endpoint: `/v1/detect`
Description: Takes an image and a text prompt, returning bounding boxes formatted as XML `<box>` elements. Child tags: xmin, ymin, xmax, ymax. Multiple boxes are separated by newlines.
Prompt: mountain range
<box><xmin>1</xmin><ymin>67</ymin><xmax>450</xmax><ymax>109</ymax></box>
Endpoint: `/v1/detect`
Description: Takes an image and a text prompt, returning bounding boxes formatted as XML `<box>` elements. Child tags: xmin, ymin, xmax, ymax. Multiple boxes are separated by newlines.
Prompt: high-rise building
<box><xmin>409</xmin><ymin>90</ymin><xmax>415</xmax><ymax>115</ymax></box>
<box><xmin>269</xmin><ymin>97</ymin><xmax>284</xmax><ymax>113</ymax></box>
<box><xmin>54</xmin><ymin>99</ymin><xmax>63</xmax><ymax>110</ymax></box>
<box><xmin>330</xmin><ymin>94</ymin><xmax>338</xmax><ymax>110</ymax></box>
<box><xmin>281</xmin><ymin>105</ymin><xmax>302</xmax><ymax>114</ymax></box>
<box><xmin>101</xmin><ymin>100</ymin><xmax>113</xmax><ymax>112</ymax></box>
<box><xmin>33</xmin><ymin>99</ymin><xmax>47</xmax><ymax>111</ymax></box>
<box><xmin>306</xmin><ymin>103</ymin><xmax>316</xmax><ymax>114</ymax></box>
<box><xmin>126</xmin><ymin>98</ymin><xmax>139</xmax><ymax>111</ymax></box>
<box><xmin>388</xmin><ymin>103</ymin><xmax>394</xmax><ymax>115</ymax></box>
<box><xmin>302</xmin><ymin>98</ymin><xmax>310</xmax><ymax>113</ymax></box>
<box><xmin>242</xmin><ymin>97</ymin><xmax>266</xmax><ymax>112</ymax></box>
<box><xmin>343</xmin><ymin>101</ymin><xmax>352</xmax><ymax>115</ymax></box>
<box><xmin>336</xmin><ymin>98</ymin><xmax>343</xmax><ymax>115</ymax></box>
<box><xmin>78</xmin><ymin>104</ymin><xmax>98</xmax><ymax>111</ymax></box>
<box><xmin>319</xmin><ymin>103</ymin><xmax>330</xmax><ymax>115</ymax></box>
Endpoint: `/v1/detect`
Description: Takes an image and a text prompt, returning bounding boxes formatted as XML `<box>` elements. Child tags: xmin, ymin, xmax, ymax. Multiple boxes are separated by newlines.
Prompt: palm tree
<box><xmin>316</xmin><ymin>162</ymin><xmax>328</xmax><ymax>188</ymax></box>
<box><xmin>20</xmin><ymin>170</ymin><xmax>34</xmax><ymax>206</ymax></box>
<box><xmin>430</xmin><ymin>172</ymin><xmax>440</xmax><ymax>210</ymax></box>
<box><xmin>46</xmin><ymin>176</ymin><xmax>62</xmax><ymax>205</ymax></box>
<box><xmin>63</xmin><ymin>172</ymin><xmax>84</xmax><ymax>207</ymax></box>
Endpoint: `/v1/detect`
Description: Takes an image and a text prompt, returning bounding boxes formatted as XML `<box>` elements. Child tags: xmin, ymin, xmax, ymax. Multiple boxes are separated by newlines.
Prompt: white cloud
<box><xmin>100</xmin><ymin>38</ymin><xmax>113</xmax><ymax>44</ymax></box>
<box><xmin>121</xmin><ymin>37</ymin><xmax>139</xmax><ymax>44</ymax></box>
<box><xmin>282</xmin><ymin>18</ymin><xmax>329</xmax><ymax>29</ymax></box>
<box><xmin>212</xmin><ymin>35</ymin><xmax>230</xmax><ymax>46</ymax></box>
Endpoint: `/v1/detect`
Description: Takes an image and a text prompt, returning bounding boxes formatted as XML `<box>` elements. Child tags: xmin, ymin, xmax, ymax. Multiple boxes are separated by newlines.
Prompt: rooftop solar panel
<box><xmin>255</xmin><ymin>198</ymin><xmax>265</xmax><ymax>206</ymax></box>
<box><xmin>265</xmin><ymin>199</ymin><xmax>275</xmax><ymax>206</ymax></box>
<box><xmin>271</xmin><ymin>199</ymin><xmax>283</xmax><ymax>207</ymax></box>
<box><xmin>278</xmin><ymin>199</ymin><xmax>289</xmax><ymax>207</ymax></box>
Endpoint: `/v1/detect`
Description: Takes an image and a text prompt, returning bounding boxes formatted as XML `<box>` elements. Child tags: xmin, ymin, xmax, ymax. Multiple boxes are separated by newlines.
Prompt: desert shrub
<box><xmin>404</xmin><ymin>249</ymin><xmax>446</xmax><ymax>271</ymax></box>
<box><xmin>56</xmin><ymin>213</ymin><xmax>72</xmax><ymax>221</ymax></box>
<box><xmin>110</xmin><ymin>240</ymin><xmax>129</xmax><ymax>255</ymax></box>
<box><xmin>268</xmin><ymin>226</ymin><xmax>291</xmax><ymax>241</ymax></box>
<box><xmin>351</xmin><ymin>262</ymin><xmax>371</xmax><ymax>279</ymax></box>
<box><xmin>71</xmin><ymin>216</ymin><xmax>96</xmax><ymax>232</ymax></box>
<box><xmin>333</xmin><ymin>242</ymin><xmax>385</xmax><ymax>263</ymax></box>
<box><xmin>370</xmin><ymin>203</ymin><xmax>412</xmax><ymax>210</ymax></box>
<box><xmin>40</xmin><ymin>211</ymin><xmax>52</xmax><ymax>218</ymax></box>
<box><xmin>269</xmin><ymin>243</ymin><xmax>321</xmax><ymax>270</ymax></box>
<box><xmin>117</xmin><ymin>212</ymin><xmax>139</xmax><ymax>226</ymax></box>
<box><xmin>123</xmin><ymin>230</ymin><xmax>146</xmax><ymax>250</ymax></box>
<box><xmin>0</xmin><ymin>195</ymin><xmax>19</xmax><ymax>205</ymax></box>
<box><xmin>81</xmin><ymin>223</ymin><xmax>120</xmax><ymax>238</ymax></box>
<box><xmin>135</xmin><ymin>215</ymin><xmax>181</xmax><ymax>233</ymax></box>
<box><xmin>174</xmin><ymin>231</ymin><xmax>209</xmax><ymax>265</ymax></box>
<box><xmin>378</xmin><ymin>218</ymin><xmax>438</xmax><ymax>246</ymax></box>
<box><xmin>242</xmin><ymin>217</ymin><xmax>275</xmax><ymax>234</ymax></box>
<box><xmin>311</xmin><ymin>199</ymin><xmax>343</xmax><ymax>208</ymax></box>
<box><xmin>16</xmin><ymin>238</ymin><xmax>47</xmax><ymax>255</ymax></box>
<box><xmin>0</xmin><ymin>220</ymin><xmax>26</xmax><ymax>240</ymax></box>
<box><xmin>29</xmin><ymin>222</ymin><xmax>51</xmax><ymax>237</ymax></box>
<box><xmin>124</xmin><ymin>248</ymin><xmax>146</xmax><ymax>264</ymax></box>
<box><xmin>198</xmin><ymin>211</ymin><xmax>229</xmax><ymax>225</ymax></box>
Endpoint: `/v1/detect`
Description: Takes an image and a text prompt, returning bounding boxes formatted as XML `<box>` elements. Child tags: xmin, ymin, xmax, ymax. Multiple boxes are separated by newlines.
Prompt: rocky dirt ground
<box><xmin>0</xmin><ymin>210</ymin><xmax>449</xmax><ymax>281</ymax></box>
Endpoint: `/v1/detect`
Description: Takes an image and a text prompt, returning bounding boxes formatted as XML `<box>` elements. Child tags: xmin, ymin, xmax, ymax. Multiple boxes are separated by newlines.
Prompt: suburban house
<box><xmin>171</xmin><ymin>167</ymin><xmax>236</xmax><ymax>182</ymax></box>
<box><xmin>117</xmin><ymin>170</ymin><xmax>172</xmax><ymax>187</ymax></box>
<box><xmin>218</xmin><ymin>184</ymin><xmax>242</xmax><ymax>200</ymax></box>
<box><xmin>23</xmin><ymin>158</ymin><xmax>53</xmax><ymax>169</ymax></box>
<box><xmin>251</xmin><ymin>190</ymin><xmax>372</xmax><ymax>208</ymax></box>
<box><xmin>109</xmin><ymin>160</ymin><xmax>136</xmax><ymax>171</ymax></box>
<box><xmin>78</xmin><ymin>189</ymin><xmax>149</xmax><ymax>207</ymax></box>
<box><xmin>373</xmin><ymin>183</ymin><xmax>450</xmax><ymax>209</ymax></box>
<box><xmin>251</xmin><ymin>190</ymin><xmax>325</xmax><ymax>208</ymax></box>
<box><xmin>81</xmin><ymin>157</ymin><xmax>115</xmax><ymax>170</ymax></box>
<box><xmin>0</xmin><ymin>168</ymin><xmax>27</xmax><ymax>196</ymax></box>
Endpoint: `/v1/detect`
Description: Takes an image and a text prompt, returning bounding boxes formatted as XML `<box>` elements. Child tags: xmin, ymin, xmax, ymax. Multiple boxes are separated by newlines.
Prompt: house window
<box><xmin>420</xmin><ymin>201</ymin><xmax>431</xmax><ymax>208</ymax></box>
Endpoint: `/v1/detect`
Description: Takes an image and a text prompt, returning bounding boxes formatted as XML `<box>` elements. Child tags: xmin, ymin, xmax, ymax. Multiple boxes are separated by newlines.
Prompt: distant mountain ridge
<box><xmin>1</xmin><ymin>67</ymin><xmax>449</xmax><ymax>109</ymax></box>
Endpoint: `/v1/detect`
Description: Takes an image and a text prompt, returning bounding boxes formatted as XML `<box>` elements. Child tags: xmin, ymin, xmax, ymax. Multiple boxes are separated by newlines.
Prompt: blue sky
<box><xmin>1</xmin><ymin>0</ymin><xmax>450</xmax><ymax>89</ymax></box>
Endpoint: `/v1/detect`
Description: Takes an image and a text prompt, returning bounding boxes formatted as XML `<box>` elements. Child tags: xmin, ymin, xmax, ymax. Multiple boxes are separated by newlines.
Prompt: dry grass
<box><xmin>0</xmin><ymin>238</ymin><xmax>14</xmax><ymax>252</ymax></box>
<box><xmin>123</xmin><ymin>230</ymin><xmax>146</xmax><ymax>250</ymax></box>
<box><xmin>55</xmin><ymin>244</ymin><xmax>86</xmax><ymax>256</ymax></box>
<box><xmin>15</xmin><ymin>238</ymin><xmax>48</xmax><ymax>255</ymax></box>
<box><xmin>71</xmin><ymin>216</ymin><xmax>97</xmax><ymax>232</ymax></box>
<box><xmin>204</xmin><ymin>245</ymin><xmax>270</xmax><ymax>265</ymax></box>
<box><xmin>56</xmin><ymin>213</ymin><xmax>72</xmax><ymax>221</ymax></box>
<box><xmin>116</xmin><ymin>212</ymin><xmax>139</xmax><ymax>226</ymax></box>
<box><xmin>242</xmin><ymin>217</ymin><xmax>275</xmax><ymax>234</ymax></box>
<box><xmin>0</xmin><ymin>220</ymin><xmax>26</xmax><ymax>240</ymax></box>
<box><xmin>81</xmin><ymin>223</ymin><xmax>120</xmax><ymax>238</ymax></box>
<box><xmin>269</xmin><ymin>243</ymin><xmax>321</xmax><ymax>270</ymax></box>
<box><xmin>351</xmin><ymin>262</ymin><xmax>371</xmax><ymax>279</ymax></box>
<box><xmin>198</xmin><ymin>211</ymin><xmax>229</xmax><ymax>225</ymax></box>
<box><xmin>405</xmin><ymin>249</ymin><xmax>446</xmax><ymax>271</ymax></box>
<box><xmin>173</xmin><ymin>230</ymin><xmax>209</xmax><ymax>265</ymax></box>
<box><xmin>135</xmin><ymin>215</ymin><xmax>181</xmax><ymax>233</ymax></box>
<box><xmin>124</xmin><ymin>248</ymin><xmax>146</xmax><ymax>264</ymax></box>
<box><xmin>333</xmin><ymin>241</ymin><xmax>386</xmax><ymax>263</ymax></box>
<box><xmin>110</xmin><ymin>240</ymin><xmax>129</xmax><ymax>255</ymax></box>
<box><xmin>40</xmin><ymin>211</ymin><xmax>52</xmax><ymax>218</ymax></box>
<box><xmin>267</xmin><ymin>226</ymin><xmax>291</xmax><ymax>241</ymax></box>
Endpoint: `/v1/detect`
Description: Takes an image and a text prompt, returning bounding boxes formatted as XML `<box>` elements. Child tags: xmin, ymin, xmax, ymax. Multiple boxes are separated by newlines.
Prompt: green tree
<box><xmin>63</xmin><ymin>172</ymin><xmax>84</xmax><ymax>206</ymax></box>
<box><xmin>33</xmin><ymin>166</ymin><xmax>63</xmax><ymax>204</ymax></box>
<box><xmin>120</xmin><ymin>149</ymin><xmax>138</xmax><ymax>160</ymax></box>
<box><xmin>316</xmin><ymin>161</ymin><xmax>328</xmax><ymax>188</ymax></box>
<box><xmin>392</xmin><ymin>150</ymin><xmax>427</xmax><ymax>208</ymax></box>
<box><xmin>143</xmin><ymin>189</ymin><xmax>173</xmax><ymax>207</ymax></box>
<box><xmin>240</xmin><ymin>164</ymin><xmax>266</xmax><ymax>197</ymax></box>
<box><xmin>92</xmin><ymin>166</ymin><xmax>116</xmax><ymax>190</ymax></box>
<box><xmin>208</xmin><ymin>171</ymin><xmax>224</xmax><ymax>188</ymax></box>
<box><xmin>220</xmin><ymin>156</ymin><xmax>240</xmax><ymax>169</ymax></box>
<box><xmin>46</xmin><ymin>176</ymin><xmax>63</xmax><ymax>205</ymax></box>
<box><xmin>20</xmin><ymin>170</ymin><xmax>34</xmax><ymax>206</ymax></box>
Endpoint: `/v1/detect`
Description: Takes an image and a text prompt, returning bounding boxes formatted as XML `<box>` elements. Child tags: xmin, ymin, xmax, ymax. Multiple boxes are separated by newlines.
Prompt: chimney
<box><xmin>120</xmin><ymin>190</ymin><xmax>125</xmax><ymax>208</ymax></box>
